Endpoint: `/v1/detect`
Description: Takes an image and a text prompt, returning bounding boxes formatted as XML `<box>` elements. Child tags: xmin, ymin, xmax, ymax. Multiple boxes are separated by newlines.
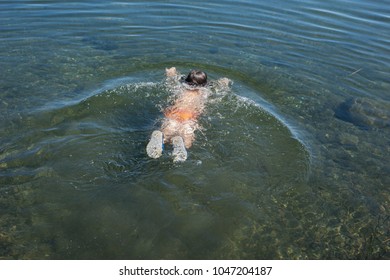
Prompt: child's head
<box><xmin>185</xmin><ymin>70</ymin><xmax>207</xmax><ymax>87</ymax></box>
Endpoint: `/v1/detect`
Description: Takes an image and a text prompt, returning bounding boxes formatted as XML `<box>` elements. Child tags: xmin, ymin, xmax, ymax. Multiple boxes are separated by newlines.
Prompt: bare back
<box><xmin>164</xmin><ymin>88</ymin><xmax>209</xmax><ymax>123</ymax></box>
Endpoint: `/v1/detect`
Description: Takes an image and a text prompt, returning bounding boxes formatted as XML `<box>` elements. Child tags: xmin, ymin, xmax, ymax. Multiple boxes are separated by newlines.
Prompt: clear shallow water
<box><xmin>0</xmin><ymin>0</ymin><xmax>389</xmax><ymax>259</ymax></box>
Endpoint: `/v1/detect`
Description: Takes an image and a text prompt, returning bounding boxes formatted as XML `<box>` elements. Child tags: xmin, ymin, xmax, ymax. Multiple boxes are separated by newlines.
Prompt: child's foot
<box><xmin>146</xmin><ymin>130</ymin><xmax>164</xmax><ymax>159</ymax></box>
<box><xmin>172</xmin><ymin>136</ymin><xmax>187</xmax><ymax>162</ymax></box>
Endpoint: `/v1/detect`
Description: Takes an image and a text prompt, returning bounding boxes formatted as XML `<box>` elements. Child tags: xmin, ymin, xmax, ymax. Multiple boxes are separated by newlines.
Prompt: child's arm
<box><xmin>217</xmin><ymin>77</ymin><xmax>232</xmax><ymax>87</ymax></box>
<box><xmin>165</xmin><ymin>67</ymin><xmax>182</xmax><ymax>91</ymax></box>
<box><xmin>213</xmin><ymin>77</ymin><xmax>232</xmax><ymax>91</ymax></box>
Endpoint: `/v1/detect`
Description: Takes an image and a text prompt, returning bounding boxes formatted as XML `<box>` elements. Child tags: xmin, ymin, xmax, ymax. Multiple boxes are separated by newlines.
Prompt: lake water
<box><xmin>0</xmin><ymin>0</ymin><xmax>389</xmax><ymax>259</ymax></box>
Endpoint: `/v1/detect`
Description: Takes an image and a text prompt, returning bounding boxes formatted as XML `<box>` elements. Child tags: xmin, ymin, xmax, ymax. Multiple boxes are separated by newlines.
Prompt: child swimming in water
<box><xmin>146</xmin><ymin>67</ymin><xmax>230</xmax><ymax>162</ymax></box>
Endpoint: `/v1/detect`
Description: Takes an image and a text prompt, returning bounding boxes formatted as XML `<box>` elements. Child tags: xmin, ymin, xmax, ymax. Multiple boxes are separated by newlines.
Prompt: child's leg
<box><xmin>180</xmin><ymin>121</ymin><xmax>197</xmax><ymax>148</ymax></box>
<box><xmin>160</xmin><ymin>119</ymin><xmax>188</xmax><ymax>162</ymax></box>
<box><xmin>146</xmin><ymin>130</ymin><xmax>163</xmax><ymax>158</ymax></box>
<box><xmin>161</xmin><ymin>118</ymin><xmax>180</xmax><ymax>144</ymax></box>
<box><xmin>172</xmin><ymin>136</ymin><xmax>187</xmax><ymax>162</ymax></box>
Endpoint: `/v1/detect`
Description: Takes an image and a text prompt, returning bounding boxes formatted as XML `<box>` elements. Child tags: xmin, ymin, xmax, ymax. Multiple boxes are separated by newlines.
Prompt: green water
<box><xmin>0</xmin><ymin>0</ymin><xmax>389</xmax><ymax>259</ymax></box>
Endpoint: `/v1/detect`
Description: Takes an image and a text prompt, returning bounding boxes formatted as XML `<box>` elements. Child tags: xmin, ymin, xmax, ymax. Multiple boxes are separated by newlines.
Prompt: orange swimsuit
<box><xmin>164</xmin><ymin>107</ymin><xmax>198</xmax><ymax>122</ymax></box>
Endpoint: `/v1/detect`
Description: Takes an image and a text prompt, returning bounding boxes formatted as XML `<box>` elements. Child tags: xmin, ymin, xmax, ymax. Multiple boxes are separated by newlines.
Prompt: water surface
<box><xmin>0</xmin><ymin>0</ymin><xmax>389</xmax><ymax>259</ymax></box>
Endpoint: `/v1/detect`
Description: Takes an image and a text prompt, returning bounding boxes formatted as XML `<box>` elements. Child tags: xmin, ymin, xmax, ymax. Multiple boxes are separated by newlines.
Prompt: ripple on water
<box><xmin>0</xmin><ymin>72</ymin><xmax>311</xmax><ymax>259</ymax></box>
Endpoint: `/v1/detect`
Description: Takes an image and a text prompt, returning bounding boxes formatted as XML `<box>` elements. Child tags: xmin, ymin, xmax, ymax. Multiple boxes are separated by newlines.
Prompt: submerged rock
<box><xmin>334</xmin><ymin>97</ymin><xmax>390</xmax><ymax>129</ymax></box>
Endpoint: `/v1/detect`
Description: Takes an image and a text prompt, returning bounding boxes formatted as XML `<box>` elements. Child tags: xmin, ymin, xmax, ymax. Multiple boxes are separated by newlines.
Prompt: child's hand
<box><xmin>165</xmin><ymin>67</ymin><xmax>177</xmax><ymax>77</ymax></box>
<box><xmin>218</xmin><ymin>77</ymin><xmax>232</xmax><ymax>87</ymax></box>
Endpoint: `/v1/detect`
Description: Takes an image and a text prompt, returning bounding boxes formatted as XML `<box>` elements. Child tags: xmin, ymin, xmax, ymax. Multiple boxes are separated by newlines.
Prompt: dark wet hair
<box><xmin>184</xmin><ymin>70</ymin><xmax>207</xmax><ymax>87</ymax></box>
